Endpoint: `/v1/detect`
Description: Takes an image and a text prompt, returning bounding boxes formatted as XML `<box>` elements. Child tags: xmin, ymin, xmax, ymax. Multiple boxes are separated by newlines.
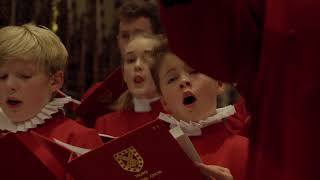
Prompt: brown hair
<box><xmin>114</xmin><ymin>0</ymin><xmax>163</xmax><ymax>35</ymax></box>
<box><xmin>150</xmin><ymin>38</ymin><xmax>170</xmax><ymax>95</ymax></box>
<box><xmin>150</xmin><ymin>43</ymin><xmax>229</xmax><ymax>108</ymax></box>
<box><xmin>109</xmin><ymin>32</ymin><xmax>167</xmax><ymax>111</ymax></box>
<box><xmin>107</xmin><ymin>0</ymin><xmax>163</xmax><ymax>82</ymax></box>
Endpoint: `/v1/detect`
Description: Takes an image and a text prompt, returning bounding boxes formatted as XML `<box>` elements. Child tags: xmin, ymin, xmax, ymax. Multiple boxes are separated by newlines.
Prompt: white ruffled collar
<box><xmin>0</xmin><ymin>96</ymin><xmax>74</xmax><ymax>133</ymax></box>
<box><xmin>158</xmin><ymin>105</ymin><xmax>236</xmax><ymax>136</ymax></box>
<box><xmin>133</xmin><ymin>97</ymin><xmax>160</xmax><ymax>112</ymax></box>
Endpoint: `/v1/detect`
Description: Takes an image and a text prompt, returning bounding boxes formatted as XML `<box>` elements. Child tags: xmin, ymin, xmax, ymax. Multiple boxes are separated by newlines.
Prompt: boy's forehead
<box><xmin>119</xmin><ymin>16</ymin><xmax>153</xmax><ymax>32</ymax></box>
<box><xmin>0</xmin><ymin>58</ymin><xmax>40</xmax><ymax>71</ymax></box>
<box><xmin>159</xmin><ymin>54</ymin><xmax>184</xmax><ymax>75</ymax></box>
<box><xmin>127</xmin><ymin>38</ymin><xmax>156</xmax><ymax>51</ymax></box>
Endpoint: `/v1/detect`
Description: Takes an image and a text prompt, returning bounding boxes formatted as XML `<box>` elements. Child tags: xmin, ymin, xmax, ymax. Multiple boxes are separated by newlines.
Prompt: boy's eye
<box><xmin>143</xmin><ymin>54</ymin><xmax>153</xmax><ymax>64</ymax></box>
<box><xmin>0</xmin><ymin>74</ymin><xmax>7</xmax><ymax>80</ymax></box>
<box><xmin>126</xmin><ymin>58</ymin><xmax>136</xmax><ymax>64</ymax></box>
<box><xmin>167</xmin><ymin>76</ymin><xmax>178</xmax><ymax>84</ymax></box>
<box><xmin>19</xmin><ymin>74</ymin><xmax>32</xmax><ymax>79</ymax></box>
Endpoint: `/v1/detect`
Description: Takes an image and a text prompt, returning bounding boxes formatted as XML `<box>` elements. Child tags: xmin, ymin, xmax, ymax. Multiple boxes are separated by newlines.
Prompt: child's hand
<box><xmin>195</xmin><ymin>163</ymin><xmax>233</xmax><ymax>180</ymax></box>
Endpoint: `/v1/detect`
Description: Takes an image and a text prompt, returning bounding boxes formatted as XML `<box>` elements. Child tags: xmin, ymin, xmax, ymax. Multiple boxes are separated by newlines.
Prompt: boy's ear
<box><xmin>49</xmin><ymin>70</ymin><xmax>64</xmax><ymax>92</ymax></box>
<box><xmin>217</xmin><ymin>81</ymin><xmax>225</xmax><ymax>95</ymax></box>
<box><xmin>160</xmin><ymin>97</ymin><xmax>170</xmax><ymax>113</ymax></box>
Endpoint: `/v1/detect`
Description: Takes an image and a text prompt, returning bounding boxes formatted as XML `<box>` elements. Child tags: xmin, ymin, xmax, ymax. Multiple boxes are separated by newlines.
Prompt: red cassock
<box><xmin>22</xmin><ymin>112</ymin><xmax>103</xmax><ymax>149</ymax></box>
<box><xmin>95</xmin><ymin>100</ymin><xmax>164</xmax><ymax>137</ymax></box>
<box><xmin>77</xmin><ymin>67</ymin><xmax>126</xmax><ymax>127</ymax></box>
<box><xmin>190</xmin><ymin>121</ymin><xmax>249</xmax><ymax>180</ymax></box>
<box><xmin>225</xmin><ymin>97</ymin><xmax>251</xmax><ymax>136</ymax></box>
<box><xmin>1</xmin><ymin>112</ymin><xmax>102</xmax><ymax>180</ymax></box>
<box><xmin>159</xmin><ymin>0</ymin><xmax>320</xmax><ymax>179</ymax></box>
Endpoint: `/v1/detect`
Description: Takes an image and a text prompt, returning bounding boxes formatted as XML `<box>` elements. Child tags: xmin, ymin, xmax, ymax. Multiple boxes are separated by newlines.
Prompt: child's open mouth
<box><xmin>134</xmin><ymin>75</ymin><xmax>144</xmax><ymax>84</ymax></box>
<box><xmin>183</xmin><ymin>91</ymin><xmax>197</xmax><ymax>107</ymax></box>
<box><xmin>6</xmin><ymin>99</ymin><xmax>22</xmax><ymax>108</ymax></box>
<box><xmin>183</xmin><ymin>95</ymin><xmax>196</xmax><ymax>105</ymax></box>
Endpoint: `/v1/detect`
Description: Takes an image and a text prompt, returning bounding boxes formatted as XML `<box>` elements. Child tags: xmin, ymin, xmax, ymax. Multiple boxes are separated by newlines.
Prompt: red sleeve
<box><xmin>94</xmin><ymin>112</ymin><xmax>128</xmax><ymax>137</ymax></box>
<box><xmin>94</xmin><ymin>114</ymin><xmax>109</xmax><ymax>134</ymax></box>
<box><xmin>225</xmin><ymin>97</ymin><xmax>251</xmax><ymax>136</ymax></box>
<box><xmin>159</xmin><ymin>0</ymin><xmax>261</xmax><ymax>102</ymax></box>
<box><xmin>69</xmin><ymin>127</ymin><xmax>103</xmax><ymax>149</ymax></box>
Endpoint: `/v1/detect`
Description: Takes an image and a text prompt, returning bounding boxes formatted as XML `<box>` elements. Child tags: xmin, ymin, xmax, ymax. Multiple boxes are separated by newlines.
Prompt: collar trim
<box><xmin>158</xmin><ymin>105</ymin><xmax>236</xmax><ymax>136</ymax></box>
<box><xmin>0</xmin><ymin>97</ymin><xmax>74</xmax><ymax>133</ymax></box>
<box><xmin>133</xmin><ymin>97</ymin><xmax>160</xmax><ymax>112</ymax></box>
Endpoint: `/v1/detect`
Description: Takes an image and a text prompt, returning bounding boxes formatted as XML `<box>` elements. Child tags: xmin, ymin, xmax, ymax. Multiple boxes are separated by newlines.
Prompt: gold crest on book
<box><xmin>113</xmin><ymin>146</ymin><xmax>144</xmax><ymax>173</ymax></box>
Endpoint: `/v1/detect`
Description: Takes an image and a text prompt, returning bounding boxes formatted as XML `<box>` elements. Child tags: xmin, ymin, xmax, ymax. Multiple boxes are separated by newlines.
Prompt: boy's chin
<box><xmin>8</xmin><ymin>116</ymin><xmax>28</xmax><ymax>123</ymax></box>
<box><xmin>6</xmin><ymin>112</ymin><xmax>32</xmax><ymax>123</ymax></box>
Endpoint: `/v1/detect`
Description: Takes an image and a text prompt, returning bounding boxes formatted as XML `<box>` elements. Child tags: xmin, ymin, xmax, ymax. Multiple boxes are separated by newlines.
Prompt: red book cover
<box><xmin>75</xmin><ymin>67</ymin><xmax>126</xmax><ymax>127</ymax></box>
<box><xmin>0</xmin><ymin>132</ymin><xmax>71</xmax><ymax>180</ymax></box>
<box><xmin>68</xmin><ymin>120</ymin><xmax>206</xmax><ymax>180</ymax></box>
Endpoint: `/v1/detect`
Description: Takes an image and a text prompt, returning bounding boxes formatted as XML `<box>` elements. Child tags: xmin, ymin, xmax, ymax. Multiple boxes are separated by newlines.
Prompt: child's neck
<box><xmin>133</xmin><ymin>96</ymin><xmax>160</xmax><ymax>112</ymax></box>
<box><xmin>175</xmin><ymin>107</ymin><xmax>217</xmax><ymax>123</ymax></box>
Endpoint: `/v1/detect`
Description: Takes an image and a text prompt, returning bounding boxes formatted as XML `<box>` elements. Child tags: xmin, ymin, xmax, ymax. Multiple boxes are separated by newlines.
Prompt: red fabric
<box><xmin>32</xmin><ymin>112</ymin><xmax>103</xmax><ymax>149</ymax></box>
<box><xmin>68</xmin><ymin>120</ymin><xmax>205</xmax><ymax>180</ymax></box>
<box><xmin>77</xmin><ymin>67</ymin><xmax>126</xmax><ymax>127</ymax></box>
<box><xmin>95</xmin><ymin>100</ymin><xmax>164</xmax><ymax>137</ymax></box>
<box><xmin>191</xmin><ymin>121</ymin><xmax>249</xmax><ymax>180</ymax></box>
<box><xmin>160</xmin><ymin>0</ymin><xmax>320</xmax><ymax>179</ymax></box>
<box><xmin>0</xmin><ymin>112</ymin><xmax>102</xmax><ymax>180</ymax></box>
<box><xmin>81</xmin><ymin>82</ymin><xmax>102</xmax><ymax>101</ymax></box>
<box><xmin>225</xmin><ymin>97</ymin><xmax>251</xmax><ymax>136</ymax></box>
<box><xmin>0</xmin><ymin>133</ymin><xmax>71</xmax><ymax>180</ymax></box>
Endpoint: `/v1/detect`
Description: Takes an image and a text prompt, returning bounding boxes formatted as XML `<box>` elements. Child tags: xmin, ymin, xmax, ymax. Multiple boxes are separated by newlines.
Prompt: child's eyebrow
<box><xmin>119</xmin><ymin>29</ymin><xmax>129</xmax><ymax>33</ymax></box>
<box><xmin>143</xmin><ymin>49</ymin><xmax>152</xmax><ymax>53</ymax></box>
<box><xmin>125</xmin><ymin>51</ymin><xmax>135</xmax><ymax>56</ymax></box>
<box><xmin>164</xmin><ymin>68</ymin><xmax>176</xmax><ymax>77</ymax></box>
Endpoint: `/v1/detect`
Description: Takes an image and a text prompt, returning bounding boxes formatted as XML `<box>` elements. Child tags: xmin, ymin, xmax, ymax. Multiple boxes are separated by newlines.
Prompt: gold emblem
<box><xmin>113</xmin><ymin>146</ymin><xmax>144</xmax><ymax>173</ymax></box>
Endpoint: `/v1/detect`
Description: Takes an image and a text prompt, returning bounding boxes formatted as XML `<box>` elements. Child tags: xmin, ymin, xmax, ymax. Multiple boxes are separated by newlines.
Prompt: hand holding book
<box><xmin>196</xmin><ymin>163</ymin><xmax>234</xmax><ymax>180</ymax></box>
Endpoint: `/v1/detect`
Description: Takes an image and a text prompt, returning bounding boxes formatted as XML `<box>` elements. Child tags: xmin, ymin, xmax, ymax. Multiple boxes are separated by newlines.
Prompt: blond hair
<box><xmin>0</xmin><ymin>24</ymin><xmax>68</xmax><ymax>75</ymax></box>
<box><xmin>110</xmin><ymin>32</ymin><xmax>166</xmax><ymax>111</ymax></box>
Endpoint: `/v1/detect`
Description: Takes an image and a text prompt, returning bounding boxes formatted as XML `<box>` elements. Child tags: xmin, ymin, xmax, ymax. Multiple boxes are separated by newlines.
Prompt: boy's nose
<box><xmin>6</xmin><ymin>77</ymin><xmax>19</xmax><ymax>93</ymax></box>
<box><xmin>179</xmin><ymin>79</ymin><xmax>192</xmax><ymax>89</ymax></box>
<box><xmin>134</xmin><ymin>59</ymin><xmax>144</xmax><ymax>72</ymax></box>
<box><xmin>8</xmin><ymin>87</ymin><xmax>17</xmax><ymax>94</ymax></box>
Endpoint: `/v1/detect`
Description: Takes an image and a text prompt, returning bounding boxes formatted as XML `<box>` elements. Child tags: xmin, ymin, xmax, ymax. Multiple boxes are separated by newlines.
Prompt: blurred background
<box><xmin>0</xmin><ymin>0</ymin><xmax>123</xmax><ymax>99</ymax></box>
<box><xmin>0</xmin><ymin>0</ymin><xmax>240</xmax><ymax>107</ymax></box>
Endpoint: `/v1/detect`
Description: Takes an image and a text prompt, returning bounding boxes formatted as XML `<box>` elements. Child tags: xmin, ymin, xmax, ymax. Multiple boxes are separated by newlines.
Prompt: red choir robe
<box><xmin>77</xmin><ymin>67</ymin><xmax>126</xmax><ymax>127</ymax></box>
<box><xmin>0</xmin><ymin>131</ymin><xmax>72</xmax><ymax>180</ymax></box>
<box><xmin>95</xmin><ymin>100</ymin><xmax>164</xmax><ymax>137</ymax></box>
<box><xmin>30</xmin><ymin>111</ymin><xmax>103</xmax><ymax>149</ymax></box>
<box><xmin>190</xmin><ymin>121</ymin><xmax>249</xmax><ymax>180</ymax></box>
<box><xmin>81</xmin><ymin>67</ymin><xmax>124</xmax><ymax>102</ymax></box>
<box><xmin>225</xmin><ymin>97</ymin><xmax>251</xmax><ymax>137</ymax></box>
<box><xmin>159</xmin><ymin>0</ymin><xmax>320</xmax><ymax>179</ymax></box>
<box><xmin>0</xmin><ymin>111</ymin><xmax>103</xmax><ymax>180</ymax></box>
<box><xmin>158</xmin><ymin>108</ymin><xmax>249</xmax><ymax>180</ymax></box>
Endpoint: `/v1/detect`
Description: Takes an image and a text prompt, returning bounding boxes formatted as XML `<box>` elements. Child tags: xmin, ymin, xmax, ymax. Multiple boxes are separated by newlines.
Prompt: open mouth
<box><xmin>183</xmin><ymin>91</ymin><xmax>197</xmax><ymax>106</ymax></box>
<box><xmin>6</xmin><ymin>99</ymin><xmax>22</xmax><ymax>107</ymax></box>
<box><xmin>183</xmin><ymin>95</ymin><xmax>197</xmax><ymax>105</ymax></box>
<box><xmin>134</xmin><ymin>75</ymin><xmax>144</xmax><ymax>84</ymax></box>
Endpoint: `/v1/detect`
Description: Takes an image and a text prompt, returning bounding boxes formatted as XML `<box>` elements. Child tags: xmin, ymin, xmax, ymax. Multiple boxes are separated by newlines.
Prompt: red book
<box><xmin>67</xmin><ymin>120</ymin><xmax>206</xmax><ymax>180</ymax></box>
<box><xmin>0</xmin><ymin>132</ymin><xmax>72</xmax><ymax>180</ymax></box>
<box><xmin>75</xmin><ymin>67</ymin><xmax>126</xmax><ymax>127</ymax></box>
